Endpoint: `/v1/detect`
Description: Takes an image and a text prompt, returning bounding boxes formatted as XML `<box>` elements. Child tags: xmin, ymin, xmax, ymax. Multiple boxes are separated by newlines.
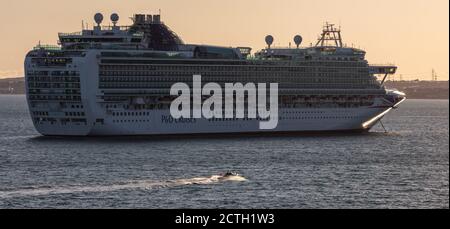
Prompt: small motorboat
<box><xmin>220</xmin><ymin>171</ymin><xmax>240</xmax><ymax>178</ymax></box>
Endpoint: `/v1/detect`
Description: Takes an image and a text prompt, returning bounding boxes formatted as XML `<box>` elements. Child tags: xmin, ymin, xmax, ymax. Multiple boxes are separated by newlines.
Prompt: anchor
<box><xmin>379</xmin><ymin>119</ymin><xmax>388</xmax><ymax>133</ymax></box>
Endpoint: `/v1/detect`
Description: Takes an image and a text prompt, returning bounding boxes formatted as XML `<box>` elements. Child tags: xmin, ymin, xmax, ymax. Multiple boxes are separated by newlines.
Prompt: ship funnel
<box><xmin>146</xmin><ymin>14</ymin><xmax>153</xmax><ymax>23</ymax></box>
<box><xmin>134</xmin><ymin>14</ymin><xmax>146</xmax><ymax>24</ymax></box>
<box><xmin>153</xmin><ymin>15</ymin><xmax>161</xmax><ymax>24</ymax></box>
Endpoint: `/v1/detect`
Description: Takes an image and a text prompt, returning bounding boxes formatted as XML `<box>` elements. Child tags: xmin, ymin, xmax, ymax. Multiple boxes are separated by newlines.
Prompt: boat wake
<box><xmin>0</xmin><ymin>174</ymin><xmax>247</xmax><ymax>199</ymax></box>
<box><xmin>0</xmin><ymin>135</ymin><xmax>38</xmax><ymax>140</ymax></box>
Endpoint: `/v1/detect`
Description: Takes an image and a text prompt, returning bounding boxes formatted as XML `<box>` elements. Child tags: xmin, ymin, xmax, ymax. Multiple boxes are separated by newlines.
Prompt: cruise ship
<box><xmin>24</xmin><ymin>13</ymin><xmax>406</xmax><ymax>136</ymax></box>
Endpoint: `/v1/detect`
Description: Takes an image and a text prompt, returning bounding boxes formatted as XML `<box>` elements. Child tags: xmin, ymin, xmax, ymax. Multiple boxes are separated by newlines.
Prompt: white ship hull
<box><xmin>24</xmin><ymin>19</ymin><xmax>406</xmax><ymax>136</ymax></box>
<box><xmin>24</xmin><ymin>50</ymin><xmax>404</xmax><ymax>136</ymax></box>
<box><xmin>30</xmin><ymin>106</ymin><xmax>391</xmax><ymax>136</ymax></box>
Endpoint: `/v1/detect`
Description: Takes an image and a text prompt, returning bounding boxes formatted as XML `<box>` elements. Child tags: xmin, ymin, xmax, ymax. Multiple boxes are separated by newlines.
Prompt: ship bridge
<box><xmin>57</xmin><ymin>13</ymin><xmax>186</xmax><ymax>51</ymax></box>
<box><xmin>369</xmin><ymin>65</ymin><xmax>397</xmax><ymax>74</ymax></box>
<box><xmin>58</xmin><ymin>13</ymin><xmax>145</xmax><ymax>50</ymax></box>
<box><xmin>369</xmin><ymin>65</ymin><xmax>397</xmax><ymax>85</ymax></box>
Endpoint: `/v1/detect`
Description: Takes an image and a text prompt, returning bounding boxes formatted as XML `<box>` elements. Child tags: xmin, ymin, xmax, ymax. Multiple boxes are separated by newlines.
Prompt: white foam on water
<box><xmin>219</xmin><ymin>175</ymin><xmax>248</xmax><ymax>182</ymax></box>
<box><xmin>0</xmin><ymin>174</ymin><xmax>247</xmax><ymax>199</ymax></box>
<box><xmin>0</xmin><ymin>135</ymin><xmax>37</xmax><ymax>140</ymax></box>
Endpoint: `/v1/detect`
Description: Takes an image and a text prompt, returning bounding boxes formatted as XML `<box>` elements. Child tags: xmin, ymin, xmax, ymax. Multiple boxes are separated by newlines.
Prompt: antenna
<box><xmin>315</xmin><ymin>22</ymin><xmax>343</xmax><ymax>47</ymax></box>
<box><xmin>432</xmin><ymin>69</ymin><xmax>438</xmax><ymax>81</ymax></box>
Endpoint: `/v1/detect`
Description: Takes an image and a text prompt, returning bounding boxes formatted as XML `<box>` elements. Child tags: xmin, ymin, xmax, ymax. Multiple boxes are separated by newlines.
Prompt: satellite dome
<box><xmin>265</xmin><ymin>35</ymin><xmax>274</xmax><ymax>48</ymax></box>
<box><xmin>294</xmin><ymin>35</ymin><xmax>303</xmax><ymax>48</ymax></box>
<box><xmin>110</xmin><ymin>13</ymin><xmax>119</xmax><ymax>24</ymax></box>
<box><xmin>94</xmin><ymin>13</ymin><xmax>104</xmax><ymax>25</ymax></box>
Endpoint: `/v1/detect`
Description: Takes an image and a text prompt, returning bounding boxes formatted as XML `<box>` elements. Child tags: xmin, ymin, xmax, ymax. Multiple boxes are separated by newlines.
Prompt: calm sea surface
<box><xmin>0</xmin><ymin>95</ymin><xmax>448</xmax><ymax>208</ymax></box>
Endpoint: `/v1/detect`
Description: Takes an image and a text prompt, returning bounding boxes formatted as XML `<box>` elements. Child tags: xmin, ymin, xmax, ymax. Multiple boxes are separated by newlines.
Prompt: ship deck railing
<box><xmin>58</xmin><ymin>26</ymin><xmax>134</xmax><ymax>37</ymax></box>
<box><xmin>369</xmin><ymin>63</ymin><xmax>397</xmax><ymax>67</ymax></box>
<box><xmin>33</xmin><ymin>44</ymin><xmax>62</xmax><ymax>51</ymax></box>
<box><xmin>58</xmin><ymin>32</ymin><xmax>83</xmax><ymax>36</ymax></box>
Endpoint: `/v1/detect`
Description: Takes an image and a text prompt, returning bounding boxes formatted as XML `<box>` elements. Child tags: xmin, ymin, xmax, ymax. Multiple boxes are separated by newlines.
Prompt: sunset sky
<box><xmin>0</xmin><ymin>0</ymin><xmax>448</xmax><ymax>80</ymax></box>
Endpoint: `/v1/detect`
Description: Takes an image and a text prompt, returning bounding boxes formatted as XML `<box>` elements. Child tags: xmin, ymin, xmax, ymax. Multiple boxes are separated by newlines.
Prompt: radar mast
<box><xmin>315</xmin><ymin>22</ymin><xmax>343</xmax><ymax>47</ymax></box>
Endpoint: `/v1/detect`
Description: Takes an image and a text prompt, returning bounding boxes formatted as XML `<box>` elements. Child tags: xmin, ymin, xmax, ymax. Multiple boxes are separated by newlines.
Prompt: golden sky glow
<box><xmin>0</xmin><ymin>0</ymin><xmax>448</xmax><ymax>80</ymax></box>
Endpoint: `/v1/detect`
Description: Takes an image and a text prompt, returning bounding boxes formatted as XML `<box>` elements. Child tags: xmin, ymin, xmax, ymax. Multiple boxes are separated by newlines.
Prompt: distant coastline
<box><xmin>0</xmin><ymin>77</ymin><xmax>448</xmax><ymax>99</ymax></box>
<box><xmin>384</xmin><ymin>80</ymin><xmax>449</xmax><ymax>100</ymax></box>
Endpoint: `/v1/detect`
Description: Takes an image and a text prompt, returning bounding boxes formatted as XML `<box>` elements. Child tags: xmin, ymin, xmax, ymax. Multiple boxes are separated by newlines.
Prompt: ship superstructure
<box><xmin>25</xmin><ymin>13</ymin><xmax>405</xmax><ymax>136</ymax></box>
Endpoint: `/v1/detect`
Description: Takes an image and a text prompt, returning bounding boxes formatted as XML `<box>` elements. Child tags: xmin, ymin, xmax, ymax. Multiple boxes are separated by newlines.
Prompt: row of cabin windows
<box><xmin>34</xmin><ymin>118</ymin><xmax>87</xmax><ymax>125</ymax></box>
<box><xmin>282</xmin><ymin>111</ymin><xmax>326</xmax><ymax>114</ymax></box>
<box><xmin>27</xmin><ymin>71</ymin><xmax>79</xmax><ymax>76</ymax></box>
<box><xmin>98</xmin><ymin>78</ymin><xmax>375</xmax><ymax>85</ymax></box>
<box><xmin>65</xmin><ymin>112</ymin><xmax>85</xmax><ymax>116</ymax></box>
<box><xmin>203</xmin><ymin>115</ymin><xmax>358</xmax><ymax>122</ymax></box>
<box><xmin>27</xmin><ymin>89</ymin><xmax>81</xmax><ymax>95</ymax></box>
<box><xmin>99</xmin><ymin>66</ymin><xmax>367</xmax><ymax>73</ymax></box>
<box><xmin>27</xmin><ymin>76</ymin><xmax>80</xmax><ymax>82</ymax></box>
<box><xmin>99</xmin><ymin>72</ymin><xmax>369</xmax><ymax>80</ymax></box>
<box><xmin>28</xmin><ymin>95</ymin><xmax>81</xmax><ymax>101</ymax></box>
<box><xmin>98</xmin><ymin>83</ymin><xmax>377</xmax><ymax>90</ymax></box>
<box><xmin>99</xmin><ymin>61</ymin><xmax>367</xmax><ymax>71</ymax></box>
<box><xmin>113</xmin><ymin>119</ymin><xmax>151</xmax><ymax>123</ymax></box>
<box><xmin>102</xmin><ymin>102</ymin><xmax>374</xmax><ymax>110</ymax></box>
<box><xmin>279</xmin><ymin>116</ymin><xmax>357</xmax><ymax>120</ymax></box>
<box><xmin>71</xmin><ymin>104</ymin><xmax>84</xmax><ymax>109</ymax></box>
<box><xmin>28</xmin><ymin>83</ymin><xmax>81</xmax><ymax>89</ymax></box>
<box><xmin>208</xmin><ymin>117</ymin><xmax>269</xmax><ymax>121</ymax></box>
<box><xmin>32</xmin><ymin>111</ymin><xmax>49</xmax><ymax>116</ymax></box>
<box><xmin>315</xmin><ymin>57</ymin><xmax>361</xmax><ymax>61</ymax></box>
<box><xmin>99</xmin><ymin>71</ymin><xmax>368</xmax><ymax>78</ymax></box>
<box><xmin>112</xmin><ymin>112</ymin><xmax>151</xmax><ymax>117</ymax></box>
<box><xmin>32</xmin><ymin>111</ymin><xmax>85</xmax><ymax>117</ymax></box>
<box><xmin>99</xmin><ymin>67</ymin><xmax>367</xmax><ymax>75</ymax></box>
